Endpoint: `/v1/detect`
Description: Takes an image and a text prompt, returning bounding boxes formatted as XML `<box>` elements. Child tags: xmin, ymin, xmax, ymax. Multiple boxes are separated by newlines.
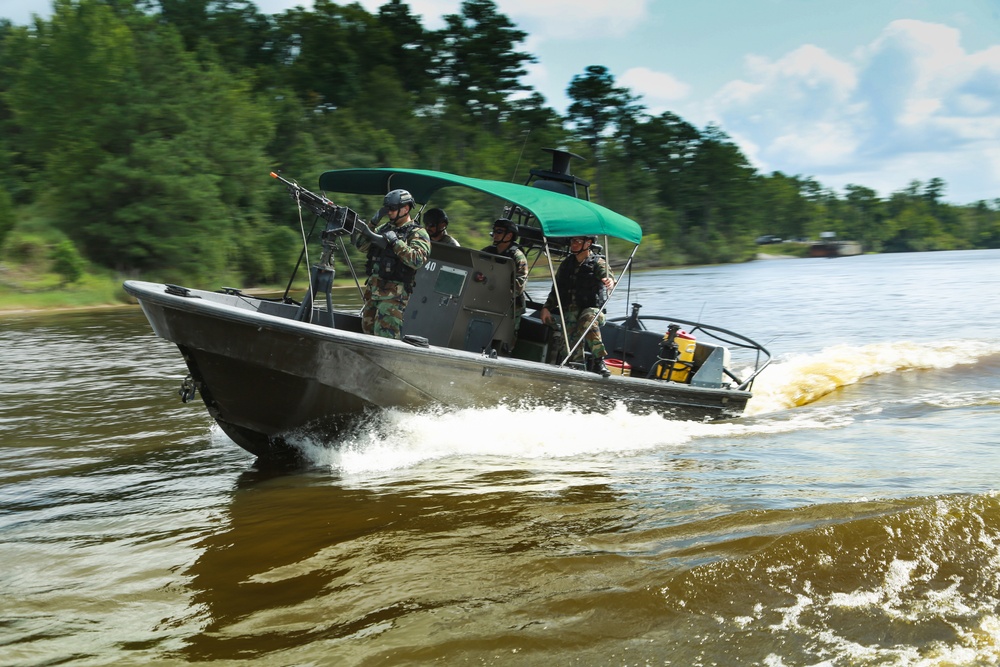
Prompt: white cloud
<box><xmin>350</xmin><ymin>0</ymin><xmax>650</xmax><ymax>35</ymax></box>
<box><xmin>619</xmin><ymin>67</ymin><xmax>691</xmax><ymax>108</ymax></box>
<box><xmin>852</xmin><ymin>19</ymin><xmax>1000</xmax><ymax>170</ymax></box>
<box><xmin>491</xmin><ymin>0</ymin><xmax>650</xmax><ymax>37</ymax></box>
<box><xmin>707</xmin><ymin>44</ymin><xmax>862</xmax><ymax>172</ymax></box>
<box><xmin>821</xmin><ymin>145</ymin><xmax>1000</xmax><ymax>203</ymax></box>
<box><xmin>707</xmin><ymin>20</ymin><xmax>1000</xmax><ymax>202</ymax></box>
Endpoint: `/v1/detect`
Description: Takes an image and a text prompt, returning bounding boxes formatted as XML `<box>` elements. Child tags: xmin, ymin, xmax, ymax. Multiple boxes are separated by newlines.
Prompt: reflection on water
<box><xmin>177</xmin><ymin>467</ymin><xmax>633</xmax><ymax>662</ymax></box>
<box><xmin>2</xmin><ymin>250</ymin><xmax>1000</xmax><ymax>664</ymax></box>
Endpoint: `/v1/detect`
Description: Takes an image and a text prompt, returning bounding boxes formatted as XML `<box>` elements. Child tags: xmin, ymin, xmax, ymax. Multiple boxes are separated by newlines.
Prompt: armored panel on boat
<box><xmin>403</xmin><ymin>243</ymin><xmax>517</xmax><ymax>353</ymax></box>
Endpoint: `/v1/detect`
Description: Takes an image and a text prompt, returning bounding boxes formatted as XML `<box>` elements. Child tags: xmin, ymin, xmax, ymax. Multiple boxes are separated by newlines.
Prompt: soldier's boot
<box><xmin>592</xmin><ymin>357</ymin><xmax>611</xmax><ymax>378</ymax></box>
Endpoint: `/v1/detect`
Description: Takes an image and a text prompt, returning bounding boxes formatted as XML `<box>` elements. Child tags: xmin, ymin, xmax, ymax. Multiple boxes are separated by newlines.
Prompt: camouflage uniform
<box><xmin>423</xmin><ymin>207</ymin><xmax>459</xmax><ymax>247</ymax></box>
<box><xmin>543</xmin><ymin>252</ymin><xmax>609</xmax><ymax>362</ymax></box>
<box><xmin>435</xmin><ymin>230</ymin><xmax>461</xmax><ymax>247</ymax></box>
<box><xmin>357</xmin><ymin>221</ymin><xmax>431</xmax><ymax>339</ymax></box>
<box><xmin>557</xmin><ymin>308</ymin><xmax>607</xmax><ymax>361</ymax></box>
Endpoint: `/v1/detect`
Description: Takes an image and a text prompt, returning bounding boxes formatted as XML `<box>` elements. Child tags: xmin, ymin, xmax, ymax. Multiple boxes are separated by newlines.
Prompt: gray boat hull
<box><xmin>125</xmin><ymin>280</ymin><xmax>751</xmax><ymax>459</ymax></box>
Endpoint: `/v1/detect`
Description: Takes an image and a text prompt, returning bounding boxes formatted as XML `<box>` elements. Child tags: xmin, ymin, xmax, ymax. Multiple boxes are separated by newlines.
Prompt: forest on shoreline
<box><xmin>2</xmin><ymin>0</ymin><xmax>999</xmax><ymax>308</ymax></box>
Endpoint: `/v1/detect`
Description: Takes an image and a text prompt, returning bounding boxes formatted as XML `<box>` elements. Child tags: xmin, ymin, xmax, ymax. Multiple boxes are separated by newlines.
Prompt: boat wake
<box><xmin>272</xmin><ymin>339</ymin><xmax>1000</xmax><ymax>476</ymax></box>
<box><xmin>284</xmin><ymin>403</ymin><xmax>836</xmax><ymax>476</ymax></box>
<box><xmin>743</xmin><ymin>339</ymin><xmax>1000</xmax><ymax>416</ymax></box>
<box><xmin>290</xmin><ymin>403</ymin><xmax>705</xmax><ymax>474</ymax></box>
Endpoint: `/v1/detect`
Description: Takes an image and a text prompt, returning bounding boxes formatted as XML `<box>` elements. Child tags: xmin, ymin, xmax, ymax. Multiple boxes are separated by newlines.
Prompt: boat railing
<box><xmin>605</xmin><ymin>313</ymin><xmax>772</xmax><ymax>391</ymax></box>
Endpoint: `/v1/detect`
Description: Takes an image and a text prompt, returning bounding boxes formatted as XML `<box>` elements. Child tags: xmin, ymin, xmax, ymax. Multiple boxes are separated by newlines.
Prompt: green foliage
<box><xmin>0</xmin><ymin>187</ymin><xmax>13</xmax><ymax>250</ymax></box>
<box><xmin>5</xmin><ymin>0</ymin><xmax>274</xmax><ymax>285</ymax></box>
<box><xmin>435</xmin><ymin>0</ymin><xmax>534</xmax><ymax>131</ymax></box>
<box><xmin>3</xmin><ymin>229</ymin><xmax>50</xmax><ymax>263</ymax></box>
<box><xmin>236</xmin><ymin>224</ymin><xmax>303</xmax><ymax>284</ymax></box>
<box><xmin>0</xmin><ymin>0</ymin><xmax>997</xmax><ymax>301</ymax></box>
<box><xmin>50</xmin><ymin>238</ymin><xmax>86</xmax><ymax>284</ymax></box>
<box><xmin>566</xmin><ymin>65</ymin><xmax>637</xmax><ymax>152</ymax></box>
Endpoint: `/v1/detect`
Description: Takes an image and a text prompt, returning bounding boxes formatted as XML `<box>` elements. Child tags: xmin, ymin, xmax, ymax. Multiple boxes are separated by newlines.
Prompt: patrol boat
<box><xmin>124</xmin><ymin>150</ymin><xmax>771</xmax><ymax>460</ymax></box>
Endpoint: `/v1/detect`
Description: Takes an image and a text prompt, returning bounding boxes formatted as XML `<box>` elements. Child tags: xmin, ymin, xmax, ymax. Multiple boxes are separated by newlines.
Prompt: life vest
<box><xmin>555</xmin><ymin>252</ymin><xmax>606</xmax><ymax>310</ymax></box>
<box><xmin>365</xmin><ymin>221</ymin><xmax>420</xmax><ymax>292</ymax></box>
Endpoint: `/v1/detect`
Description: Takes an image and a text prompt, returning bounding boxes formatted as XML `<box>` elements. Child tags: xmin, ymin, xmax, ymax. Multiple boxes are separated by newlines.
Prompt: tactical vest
<box><xmin>555</xmin><ymin>252</ymin><xmax>605</xmax><ymax>310</ymax></box>
<box><xmin>365</xmin><ymin>221</ymin><xmax>420</xmax><ymax>292</ymax></box>
<box><xmin>483</xmin><ymin>241</ymin><xmax>521</xmax><ymax>261</ymax></box>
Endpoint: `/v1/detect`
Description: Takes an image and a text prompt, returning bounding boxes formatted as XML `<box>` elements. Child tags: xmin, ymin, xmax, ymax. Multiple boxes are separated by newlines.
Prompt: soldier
<box><xmin>352</xmin><ymin>189</ymin><xmax>431</xmax><ymax>339</ymax></box>
<box><xmin>539</xmin><ymin>235</ymin><xmax>615</xmax><ymax>377</ymax></box>
<box><xmin>423</xmin><ymin>208</ymin><xmax>460</xmax><ymax>247</ymax></box>
<box><xmin>482</xmin><ymin>217</ymin><xmax>528</xmax><ymax>335</ymax></box>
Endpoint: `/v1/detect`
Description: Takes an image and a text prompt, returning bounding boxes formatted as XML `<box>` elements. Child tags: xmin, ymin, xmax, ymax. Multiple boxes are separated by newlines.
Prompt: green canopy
<box><xmin>317</xmin><ymin>168</ymin><xmax>642</xmax><ymax>244</ymax></box>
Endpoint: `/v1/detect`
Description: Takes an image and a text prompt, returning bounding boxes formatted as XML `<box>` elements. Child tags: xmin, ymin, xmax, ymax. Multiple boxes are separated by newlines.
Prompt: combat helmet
<box><xmin>423</xmin><ymin>207</ymin><xmax>448</xmax><ymax>226</ymax></box>
<box><xmin>384</xmin><ymin>189</ymin><xmax>415</xmax><ymax>209</ymax></box>
<box><xmin>492</xmin><ymin>217</ymin><xmax>518</xmax><ymax>242</ymax></box>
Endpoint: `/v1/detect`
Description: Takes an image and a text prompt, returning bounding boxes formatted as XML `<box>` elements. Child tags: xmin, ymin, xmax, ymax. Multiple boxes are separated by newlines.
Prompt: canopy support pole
<box><xmin>543</xmin><ymin>239</ymin><xmax>573</xmax><ymax>363</ymax></box>
<box><xmin>559</xmin><ymin>244</ymin><xmax>640</xmax><ymax>367</ymax></box>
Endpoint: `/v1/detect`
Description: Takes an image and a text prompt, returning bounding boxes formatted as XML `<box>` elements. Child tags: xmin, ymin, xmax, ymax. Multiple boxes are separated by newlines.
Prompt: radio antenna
<box><xmin>511</xmin><ymin>129</ymin><xmax>531</xmax><ymax>182</ymax></box>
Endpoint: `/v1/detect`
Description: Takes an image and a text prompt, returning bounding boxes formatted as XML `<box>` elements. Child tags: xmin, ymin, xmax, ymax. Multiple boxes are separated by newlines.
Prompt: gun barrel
<box><xmin>271</xmin><ymin>171</ymin><xmax>358</xmax><ymax>234</ymax></box>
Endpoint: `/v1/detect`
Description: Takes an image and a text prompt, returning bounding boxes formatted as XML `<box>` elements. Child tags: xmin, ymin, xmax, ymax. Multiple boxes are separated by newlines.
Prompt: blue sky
<box><xmin>4</xmin><ymin>0</ymin><xmax>999</xmax><ymax>204</ymax></box>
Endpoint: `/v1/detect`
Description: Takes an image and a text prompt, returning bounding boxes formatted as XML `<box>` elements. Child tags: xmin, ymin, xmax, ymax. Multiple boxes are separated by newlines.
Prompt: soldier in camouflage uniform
<box><xmin>482</xmin><ymin>217</ymin><xmax>528</xmax><ymax>337</ymax></box>
<box><xmin>539</xmin><ymin>235</ymin><xmax>615</xmax><ymax>377</ymax></box>
<box><xmin>423</xmin><ymin>208</ymin><xmax>460</xmax><ymax>247</ymax></box>
<box><xmin>352</xmin><ymin>189</ymin><xmax>431</xmax><ymax>339</ymax></box>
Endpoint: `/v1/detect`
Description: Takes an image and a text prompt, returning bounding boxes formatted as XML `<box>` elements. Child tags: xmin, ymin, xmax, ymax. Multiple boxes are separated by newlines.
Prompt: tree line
<box><xmin>1</xmin><ymin>0</ymin><xmax>998</xmax><ymax>288</ymax></box>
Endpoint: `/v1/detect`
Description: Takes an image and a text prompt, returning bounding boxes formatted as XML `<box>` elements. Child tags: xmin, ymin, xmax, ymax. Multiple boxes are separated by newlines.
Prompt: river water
<box><xmin>2</xmin><ymin>249</ymin><xmax>999</xmax><ymax>666</ymax></box>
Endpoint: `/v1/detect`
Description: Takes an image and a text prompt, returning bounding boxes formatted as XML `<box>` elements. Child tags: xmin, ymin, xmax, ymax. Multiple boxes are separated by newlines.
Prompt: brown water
<box><xmin>2</xmin><ymin>249</ymin><xmax>1000</xmax><ymax>665</ymax></box>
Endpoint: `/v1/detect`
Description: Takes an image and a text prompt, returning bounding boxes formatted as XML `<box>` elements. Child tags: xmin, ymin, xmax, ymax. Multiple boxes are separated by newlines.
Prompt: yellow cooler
<box><xmin>656</xmin><ymin>330</ymin><xmax>696</xmax><ymax>383</ymax></box>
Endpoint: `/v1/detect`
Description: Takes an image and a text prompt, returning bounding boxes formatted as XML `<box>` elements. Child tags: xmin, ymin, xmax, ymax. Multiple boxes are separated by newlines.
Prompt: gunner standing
<box><xmin>353</xmin><ymin>189</ymin><xmax>431</xmax><ymax>339</ymax></box>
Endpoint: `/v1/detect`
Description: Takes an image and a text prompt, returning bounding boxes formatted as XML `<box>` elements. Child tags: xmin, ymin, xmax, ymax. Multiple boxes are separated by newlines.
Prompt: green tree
<box><xmin>273</xmin><ymin>0</ymin><xmax>381</xmax><ymax>110</ymax></box>
<box><xmin>376</xmin><ymin>0</ymin><xmax>437</xmax><ymax>104</ymax></box>
<box><xmin>494</xmin><ymin>92</ymin><xmax>571</xmax><ymax>181</ymax></box>
<box><xmin>566</xmin><ymin>65</ymin><xmax>637</xmax><ymax>154</ymax></box>
<box><xmin>797</xmin><ymin>177</ymin><xmax>839</xmax><ymax>241</ymax></box>
<box><xmin>158</xmin><ymin>0</ymin><xmax>211</xmax><ymax>51</ymax></box>
<box><xmin>923</xmin><ymin>177</ymin><xmax>946</xmax><ymax>205</ymax></box>
<box><xmin>754</xmin><ymin>172</ymin><xmax>814</xmax><ymax>241</ymax></box>
<box><xmin>0</xmin><ymin>18</ymin><xmax>23</xmax><ymax>202</ymax></box>
<box><xmin>0</xmin><ymin>186</ymin><xmax>13</xmax><ymax>250</ymax></box>
<box><xmin>203</xmin><ymin>0</ymin><xmax>276</xmax><ymax>72</ymax></box>
<box><xmin>434</xmin><ymin>0</ymin><xmax>535</xmax><ymax>131</ymax></box>
<box><xmin>624</xmin><ymin>111</ymin><xmax>700</xmax><ymax>215</ymax></box>
<box><xmin>966</xmin><ymin>200</ymin><xmax>1000</xmax><ymax>247</ymax></box>
<box><xmin>50</xmin><ymin>238</ymin><xmax>87</xmax><ymax>284</ymax></box>
<box><xmin>843</xmin><ymin>183</ymin><xmax>883</xmax><ymax>250</ymax></box>
<box><xmin>6</xmin><ymin>0</ymin><xmax>273</xmax><ymax>283</ymax></box>
<box><xmin>682</xmin><ymin>124</ymin><xmax>756</xmax><ymax>261</ymax></box>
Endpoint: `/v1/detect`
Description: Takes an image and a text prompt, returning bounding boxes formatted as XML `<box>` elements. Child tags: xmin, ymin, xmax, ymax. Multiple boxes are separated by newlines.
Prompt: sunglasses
<box><xmin>386</xmin><ymin>205</ymin><xmax>401</xmax><ymax>212</ymax></box>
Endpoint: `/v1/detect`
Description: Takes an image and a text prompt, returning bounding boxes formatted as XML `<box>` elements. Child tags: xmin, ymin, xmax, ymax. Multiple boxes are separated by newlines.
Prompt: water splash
<box><xmin>293</xmin><ymin>403</ymin><xmax>710</xmax><ymax>474</ymax></box>
<box><xmin>744</xmin><ymin>339</ymin><xmax>1000</xmax><ymax>416</ymax></box>
<box><xmin>287</xmin><ymin>402</ymin><xmax>841</xmax><ymax>476</ymax></box>
<box><xmin>274</xmin><ymin>339</ymin><xmax>1000</xmax><ymax>474</ymax></box>
<box><xmin>659</xmin><ymin>493</ymin><xmax>1000</xmax><ymax>666</ymax></box>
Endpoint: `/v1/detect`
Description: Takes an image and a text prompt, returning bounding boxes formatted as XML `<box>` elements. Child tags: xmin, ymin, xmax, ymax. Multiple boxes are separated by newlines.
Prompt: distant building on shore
<box><xmin>809</xmin><ymin>232</ymin><xmax>861</xmax><ymax>258</ymax></box>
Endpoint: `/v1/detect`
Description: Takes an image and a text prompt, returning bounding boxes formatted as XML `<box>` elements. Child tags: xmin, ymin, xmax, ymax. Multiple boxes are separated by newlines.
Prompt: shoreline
<box><xmin>0</xmin><ymin>257</ymin><xmax>800</xmax><ymax>317</ymax></box>
<box><xmin>0</xmin><ymin>301</ymin><xmax>138</xmax><ymax>318</ymax></box>
<box><xmin>0</xmin><ymin>282</ymin><xmax>364</xmax><ymax>318</ymax></box>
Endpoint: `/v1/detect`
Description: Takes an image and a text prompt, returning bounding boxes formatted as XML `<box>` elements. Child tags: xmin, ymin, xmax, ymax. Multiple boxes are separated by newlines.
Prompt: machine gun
<box><xmin>272</xmin><ymin>171</ymin><xmax>368</xmax><ymax>324</ymax></box>
<box><xmin>270</xmin><ymin>171</ymin><xmax>361</xmax><ymax>235</ymax></box>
